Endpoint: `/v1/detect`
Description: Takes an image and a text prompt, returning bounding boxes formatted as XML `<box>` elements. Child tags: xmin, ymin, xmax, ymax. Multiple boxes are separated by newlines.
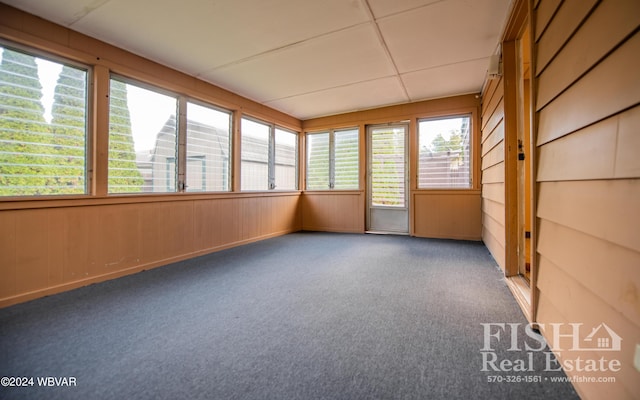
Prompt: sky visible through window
<box><xmin>0</xmin><ymin>49</ymin><xmax>230</xmax><ymax>153</ymax></box>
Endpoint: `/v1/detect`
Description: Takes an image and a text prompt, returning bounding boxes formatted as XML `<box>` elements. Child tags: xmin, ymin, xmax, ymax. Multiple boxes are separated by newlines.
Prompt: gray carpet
<box><xmin>0</xmin><ymin>232</ymin><xmax>578</xmax><ymax>399</ymax></box>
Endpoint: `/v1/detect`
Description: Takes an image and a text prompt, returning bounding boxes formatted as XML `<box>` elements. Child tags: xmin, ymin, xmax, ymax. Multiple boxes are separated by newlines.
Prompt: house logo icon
<box><xmin>581</xmin><ymin>323</ymin><xmax>622</xmax><ymax>351</ymax></box>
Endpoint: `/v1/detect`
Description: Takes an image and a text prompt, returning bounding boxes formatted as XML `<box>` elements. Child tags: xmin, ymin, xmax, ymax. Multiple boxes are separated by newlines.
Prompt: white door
<box><xmin>367</xmin><ymin>124</ymin><xmax>409</xmax><ymax>234</ymax></box>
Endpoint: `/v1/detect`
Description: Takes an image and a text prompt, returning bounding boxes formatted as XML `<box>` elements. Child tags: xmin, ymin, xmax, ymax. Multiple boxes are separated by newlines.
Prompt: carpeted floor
<box><xmin>0</xmin><ymin>232</ymin><xmax>578</xmax><ymax>399</ymax></box>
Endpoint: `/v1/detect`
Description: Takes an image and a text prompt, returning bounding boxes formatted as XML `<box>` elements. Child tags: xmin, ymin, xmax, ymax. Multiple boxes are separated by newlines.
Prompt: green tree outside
<box><xmin>0</xmin><ymin>47</ymin><xmax>52</xmax><ymax>195</ymax></box>
<box><xmin>50</xmin><ymin>65</ymin><xmax>87</xmax><ymax>193</ymax></box>
<box><xmin>108</xmin><ymin>79</ymin><xmax>143</xmax><ymax>193</ymax></box>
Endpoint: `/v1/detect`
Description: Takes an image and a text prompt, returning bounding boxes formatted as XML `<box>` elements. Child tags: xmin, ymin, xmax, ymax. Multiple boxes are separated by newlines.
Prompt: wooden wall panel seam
<box><xmin>536</xmin><ymin>0</ymin><xmax>640</xmax><ymax>110</ymax></box>
<box><xmin>535</xmin><ymin>0</ymin><xmax>599</xmax><ymax>76</ymax></box>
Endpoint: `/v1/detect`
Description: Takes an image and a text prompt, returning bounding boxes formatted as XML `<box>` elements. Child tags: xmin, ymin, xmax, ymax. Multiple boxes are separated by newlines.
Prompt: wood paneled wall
<box><xmin>533</xmin><ymin>0</ymin><xmax>640</xmax><ymax>398</ymax></box>
<box><xmin>480</xmin><ymin>77</ymin><xmax>506</xmax><ymax>270</ymax></box>
<box><xmin>0</xmin><ymin>4</ymin><xmax>303</xmax><ymax>307</ymax></box>
<box><xmin>303</xmin><ymin>95</ymin><xmax>482</xmax><ymax>240</ymax></box>
<box><xmin>301</xmin><ymin>192</ymin><xmax>365</xmax><ymax>232</ymax></box>
<box><xmin>0</xmin><ymin>194</ymin><xmax>301</xmax><ymax>307</ymax></box>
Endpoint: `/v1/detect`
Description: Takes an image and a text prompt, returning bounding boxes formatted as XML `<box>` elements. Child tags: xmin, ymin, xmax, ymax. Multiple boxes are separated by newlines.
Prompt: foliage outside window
<box><xmin>306</xmin><ymin>128</ymin><xmax>358</xmax><ymax>190</ymax></box>
<box><xmin>418</xmin><ymin>116</ymin><xmax>471</xmax><ymax>189</ymax></box>
<box><xmin>0</xmin><ymin>45</ymin><xmax>88</xmax><ymax>196</ymax></box>
<box><xmin>108</xmin><ymin>77</ymin><xmax>178</xmax><ymax>193</ymax></box>
<box><xmin>108</xmin><ymin>77</ymin><xmax>233</xmax><ymax>194</ymax></box>
<box><xmin>241</xmin><ymin>117</ymin><xmax>298</xmax><ymax>191</ymax></box>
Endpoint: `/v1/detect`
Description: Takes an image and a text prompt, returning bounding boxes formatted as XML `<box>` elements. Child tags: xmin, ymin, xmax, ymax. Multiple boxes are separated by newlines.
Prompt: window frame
<box><xmin>0</xmin><ymin>40</ymin><xmax>93</xmax><ymax>198</ymax></box>
<box><xmin>240</xmin><ymin>115</ymin><xmax>299</xmax><ymax>192</ymax></box>
<box><xmin>416</xmin><ymin>114</ymin><xmax>473</xmax><ymax>190</ymax></box>
<box><xmin>107</xmin><ymin>74</ymin><xmax>236</xmax><ymax>195</ymax></box>
<box><xmin>184</xmin><ymin>98</ymin><xmax>232</xmax><ymax>193</ymax></box>
<box><xmin>305</xmin><ymin>127</ymin><xmax>360</xmax><ymax>191</ymax></box>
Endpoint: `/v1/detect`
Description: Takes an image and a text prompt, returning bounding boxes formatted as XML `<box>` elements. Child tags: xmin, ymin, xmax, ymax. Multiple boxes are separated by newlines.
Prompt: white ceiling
<box><xmin>3</xmin><ymin>0</ymin><xmax>513</xmax><ymax>120</ymax></box>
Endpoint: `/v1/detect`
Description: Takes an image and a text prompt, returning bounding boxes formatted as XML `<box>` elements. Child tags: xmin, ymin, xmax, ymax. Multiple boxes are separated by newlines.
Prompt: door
<box><xmin>367</xmin><ymin>124</ymin><xmax>409</xmax><ymax>234</ymax></box>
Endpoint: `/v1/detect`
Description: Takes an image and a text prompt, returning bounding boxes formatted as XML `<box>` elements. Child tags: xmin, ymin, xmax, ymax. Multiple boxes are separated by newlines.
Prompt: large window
<box><xmin>108</xmin><ymin>77</ymin><xmax>232</xmax><ymax>194</ymax></box>
<box><xmin>186</xmin><ymin>102</ymin><xmax>231</xmax><ymax>192</ymax></box>
<box><xmin>418</xmin><ymin>116</ymin><xmax>471</xmax><ymax>189</ymax></box>
<box><xmin>241</xmin><ymin>117</ymin><xmax>298</xmax><ymax>191</ymax></box>
<box><xmin>306</xmin><ymin>128</ymin><xmax>359</xmax><ymax>190</ymax></box>
<box><xmin>108</xmin><ymin>77</ymin><xmax>177</xmax><ymax>193</ymax></box>
<box><xmin>0</xmin><ymin>44</ymin><xmax>89</xmax><ymax>196</ymax></box>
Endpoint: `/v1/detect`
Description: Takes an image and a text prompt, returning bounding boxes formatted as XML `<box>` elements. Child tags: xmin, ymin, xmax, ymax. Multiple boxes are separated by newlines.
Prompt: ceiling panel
<box><xmin>401</xmin><ymin>58</ymin><xmax>489</xmax><ymax>101</ymax></box>
<box><xmin>71</xmin><ymin>0</ymin><xmax>371</xmax><ymax>73</ymax></box>
<box><xmin>366</xmin><ymin>0</ymin><xmax>441</xmax><ymax>19</ymax></box>
<box><xmin>265</xmin><ymin>76</ymin><xmax>408</xmax><ymax>120</ymax></box>
<box><xmin>2</xmin><ymin>0</ymin><xmax>513</xmax><ymax>120</ymax></box>
<box><xmin>377</xmin><ymin>0</ymin><xmax>510</xmax><ymax>73</ymax></box>
<box><xmin>200</xmin><ymin>23</ymin><xmax>397</xmax><ymax>103</ymax></box>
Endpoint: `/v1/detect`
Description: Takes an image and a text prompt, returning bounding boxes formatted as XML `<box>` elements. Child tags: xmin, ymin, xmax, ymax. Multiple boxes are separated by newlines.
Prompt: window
<box><xmin>274</xmin><ymin>128</ymin><xmax>297</xmax><ymax>190</ymax></box>
<box><xmin>306</xmin><ymin>128</ymin><xmax>359</xmax><ymax>190</ymax></box>
<box><xmin>108</xmin><ymin>76</ymin><xmax>178</xmax><ymax>193</ymax></box>
<box><xmin>109</xmin><ymin>79</ymin><xmax>233</xmax><ymax>194</ymax></box>
<box><xmin>0</xmin><ymin>44</ymin><xmax>89</xmax><ymax>196</ymax></box>
<box><xmin>186</xmin><ymin>102</ymin><xmax>231</xmax><ymax>192</ymax></box>
<box><xmin>418</xmin><ymin>116</ymin><xmax>471</xmax><ymax>188</ymax></box>
<box><xmin>241</xmin><ymin>117</ymin><xmax>298</xmax><ymax>191</ymax></box>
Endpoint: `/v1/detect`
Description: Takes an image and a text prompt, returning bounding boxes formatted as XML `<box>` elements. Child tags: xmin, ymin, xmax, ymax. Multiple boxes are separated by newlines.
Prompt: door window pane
<box><xmin>370</xmin><ymin>127</ymin><xmax>405</xmax><ymax>206</ymax></box>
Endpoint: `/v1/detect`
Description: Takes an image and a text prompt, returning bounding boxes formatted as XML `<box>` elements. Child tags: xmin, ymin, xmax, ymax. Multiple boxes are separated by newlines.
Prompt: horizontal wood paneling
<box><xmin>481</xmin><ymin>99</ymin><xmax>504</xmax><ymax>143</ymax></box>
<box><xmin>481</xmin><ymin>74</ymin><xmax>506</xmax><ymax>271</ymax></box>
<box><xmin>301</xmin><ymin>192</ymin><xmax>364</xmax><ymax>233</ymax></box>
<box><xmin>538</xmin><ymin>105</ymin><xmax>640</xmax><ymax>181</ymax></box>
<box><xmin>0</xmin><ymin>194</ymin><xmax>302</xmax><ymax>307</ymax></box>
<box><xmin>534</xmin><ymin>1</ymin><xmax>640</xmax><ymax>397</ymax></box>
<box><xmin>536</xmin><ymin>0</ymin><xmax>640</xmax><ymax>109</ymax></box>
<box><xmin>481</xmin><ymin>162</ymin><xmax>505</xmax><ymax>184</ymax></box>
<box><xmin>537</xmin><ymin>31</ymin><xmax>640</xmax><ymax>145</ymax></box>
<box><xmin>537</xmin><ymin>180</ymin><xmax>640</xmax><ymax>252</ymax></box>
<box><xmin>537</xmin><ymin>255</ymin><xmax>640</xmax><ymax>399</ymax></box>
<box><xmin>481</xmin><ymin>141</ymin><xmax>505</xmax><ymax>170</ymax></box>
<box><xmin>412</xmin><ymin>192</ymin><xmax>482</xmax><ymax>240</ymax></box>
<box><xmin>481</xmin><ymin>121</ymin><xmax>504</xmax><ymax>157</ymax></box>
<box><xmin>482</xmin><ymin>198</ymin><xmax>506</xmax><ymax>227</ymax></box>
<box><xmin>534</xmin><ymin>0</ymin><xmax>562</xmax><ymax>42</ymax></box>
<box><xmin>538</xmin><ymin>219</ymin><xmax>640</xmax><ymax>327</ymax></box>
<box><xmin>535</xmin><ymin>0</ymin><xmax>599</xmax><ymax>74</ymax></box>
<box><xmin>536</xmin><ymin>294</ymin><xmax>636</xmax><ymax>400</ymax></box>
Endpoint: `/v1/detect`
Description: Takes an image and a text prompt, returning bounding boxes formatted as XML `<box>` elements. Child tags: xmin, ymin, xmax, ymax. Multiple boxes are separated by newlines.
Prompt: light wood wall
<box><xmin>0</xmin><ymin>5</ymin><xmax>302</xmax><ymax>307</ymax></box>
<box><xmin>480</xmin><ymin>77</ymin><xmax>506</xmax><ymax>270</ymax></box>
<box><xmin>302</xmin><ymin>95</ymin><xmax>483</xmax><ymax>239</ymax></box>
<box><xmin>532</xmin><ymin>0</ymin><xmax>640</xmax><ymax>398</ymax></box>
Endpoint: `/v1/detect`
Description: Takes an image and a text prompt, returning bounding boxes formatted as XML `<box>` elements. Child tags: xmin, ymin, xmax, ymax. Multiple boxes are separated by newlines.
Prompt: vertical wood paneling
<box><xmin>301</xmin><ymin>193</ymin><xmax>364</xmax><ymax>233</ymax></box>
<box><xmin>413</xmin><ymin>192</ymin><xmax>482</xmax><ymax>240</ymax></box>
<box><xmin>0</xmin><ymin>212</ymin><xmax>16</xmax><ymax>298</ymax></box>
<box><xmin>0</xmin><ymin>194</ymin><xmax>301</xmax><ymax>307</ymax></box>
<box><xmin>534</xmin><ymin>0</ymin><xmax>640</xmax><ymax>397</ymax></box>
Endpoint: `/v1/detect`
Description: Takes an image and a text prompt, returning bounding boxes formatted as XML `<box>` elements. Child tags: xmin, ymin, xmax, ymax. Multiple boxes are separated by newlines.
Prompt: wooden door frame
<box><xmin>502</xmin><ymin>0</ymin><xmax>538</xmax><ymax>323</ymax></box>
